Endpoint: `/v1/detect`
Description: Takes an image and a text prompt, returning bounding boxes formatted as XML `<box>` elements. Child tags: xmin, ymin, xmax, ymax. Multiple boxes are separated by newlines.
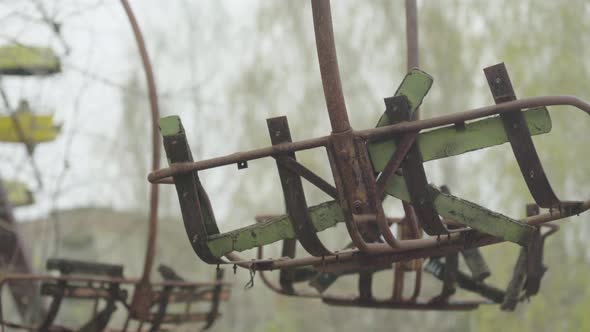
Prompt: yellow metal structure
<box><xmin>0</xmin><ymin>100</ymin><xmax>60</xmax><ymax>143</ymax></box>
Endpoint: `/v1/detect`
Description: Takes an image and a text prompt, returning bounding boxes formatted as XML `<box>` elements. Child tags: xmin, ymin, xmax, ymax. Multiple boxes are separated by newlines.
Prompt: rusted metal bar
<box><xmin>358</xmin><ymin>271</ymin><xmax>373</xmax><ymax>301</ymax></box>
<box><xmin>375</xmin><ymin>131</ymin><xmax>417</xmax><ymax>197</ymax></box>
<box><xmin>275</xmin><ymin>156</ymin><xmax>338</xmax><ymax>199</ymax></box>
<box><xmin>46</xmin><ymin>258</ymin><xmax>123</xmax><ymax>277</ymax></box>
<box><xmin>203</xmin><ymin>269</ymin><xmax>224</xmax><ymax>330</ymax></box>
<box><xmin>524</xmin><ymin>204</ymin><xmax>552</xmax><ymax>297</ymax></box>
<box><xmin>161</xmin><ymin>118</ymin><xmax>221</xmax><ymax>264</ymax></box>
<box><xmin>312</xmin><ymin>0</ymin><xmax>385</xmax><ymax>255</ymax></box>
<box><xmin>223</xmin><ymin>197</ymin><xmax>589</xmax><ymax>271</ymax></box>
<box><xmin>311</xmin><ymin>0</ymin><xmax>351</xmax><ymax>133</ymax></box>
<box><xmin>405</xmin><ymin>0</ymin><xmax>419</xmax><ymax>118</ymax></box>
<box><xmin>149</xmin><ymin>286</ymin><xmax>173</xmax><ymax>332</ymax></box>
<box><xmin>484</xmin><ymin>63</ymin><xmax>560</xmax><ymax>208</ymax></box>
<box><xmin>387</xmin><ymin>96</ymin><xmax>446</xmax><ymax>235</ymax></box>
<box><xmin>149</xmin><ymin>135</ymin><xmax>329</xmax><ymax>183</ymax></box>
<box><xmin>268</xmin><ymin>116</ymin><xmax>332</xmax><ymax>256</ymax></box>
<box><xmin>150</xmin><ymin>95</ymin><xmax>590</xmax><ymax>184</ymax></box>
<box><xmin>424</xmin><ymin>258</ymin><xmax>505</xmax><ymax>303</ymax></box>
<box><xmin>322</xmin><ymin>296</ymin><xmax>481</xmax><ymax>310</ymax></box>
<box><xmin>119</xmin><ymin>0</ymin><xmax>162</xmax><ymax>319</ymax></box>
<box><xmin>38</xmin><ymin>280</ymin><xmax>66</xmax><ymax>330</ymax></box>
<box><xmin>440</xmin><ymin>185</ymin><xmax>491</xmax><ymax>282</ymax></box>
<box><xmin>220</xmin><ymin>195</ymin><xmax>590</xmax><ymax>272</ymax></box>
<box><xmin>78</xmin><ymin>303</ymin><xmax>117</xmax><ymax>332</ymax></box>
<box><xmin>358</xmin><ymin>95</ymin><xmax>590</xmax><ymax>144</ymax></box>
<box><xmin>0</xmin><ymin>272</ymin><xmax>228</xmax><ymax>330</ymax></box>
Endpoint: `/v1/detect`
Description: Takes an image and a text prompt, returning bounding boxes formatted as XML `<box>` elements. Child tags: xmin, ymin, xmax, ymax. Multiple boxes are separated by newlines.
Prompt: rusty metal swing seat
<box><xmin>0</xmin><ymin>259</ymin><xmax>229</xmax><ymax>331</ymax></box>
<box><xmin>148</xmin><ymin>0</ymin><xmax>590</xmax><ymax>311</ymax></box>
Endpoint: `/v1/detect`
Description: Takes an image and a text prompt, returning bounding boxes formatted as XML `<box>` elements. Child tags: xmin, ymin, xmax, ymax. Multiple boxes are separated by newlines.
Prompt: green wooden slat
<box><xmin>183</xmin><ymin>107</ymin><xmax>546</xmax><ymax>256</ymax></box>
<box><xmin>383</xmin><ymin>174</ymin><xmax>534</xmax><ymax>245</ymax></box>
<box><xmin>370</xmin><ymin>107</ymin><xmax>551</xmax><ymax>172</ymax></box>
<box><xmin>368</xmin><ymin>69</ymin><xmax>433</xmax><ymax>163</ymax></box>
<box><xmin>160</xmin><ymin>116</ymin><xmax>220</xmax><ymax>236</ymax></box>
<box><xmin>206</xmin><ymin>200</ymin><xmax>342</xmax><ymax>257</ymax></box>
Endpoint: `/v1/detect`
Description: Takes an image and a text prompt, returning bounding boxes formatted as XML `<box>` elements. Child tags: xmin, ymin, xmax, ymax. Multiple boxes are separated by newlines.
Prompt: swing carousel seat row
<box><xmin>0</xmin><ymin>259</ymin><xmax>230</xmax><ymax>331</ymax></box>
<box><xmin>148</xmin><ymin>61</ymin><xmax>589</xmax><ymax>311</ymax></box>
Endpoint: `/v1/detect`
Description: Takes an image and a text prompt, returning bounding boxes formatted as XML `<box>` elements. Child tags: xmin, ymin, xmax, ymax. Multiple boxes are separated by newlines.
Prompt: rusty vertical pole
<box><xmin>311</xmin><ymin>0</ymin><xmax>351</xmax><ymax>133</ymax></box>
<box><xmin>120</xmin><ymin>0</ymin><xmax>161</xmax><ymax>318</ymax></box>
<box><xmin>405</xmin><ymin>0</ymin><xmax>419</xmax><ymax>118</ymax></box>
<box><xmin>392</xmin><ymin>0</ymin><xmax>422</xmax><ymax>297</ymax></box>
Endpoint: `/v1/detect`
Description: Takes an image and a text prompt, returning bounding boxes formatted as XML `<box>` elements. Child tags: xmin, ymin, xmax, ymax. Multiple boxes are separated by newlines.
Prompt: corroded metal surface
<box><xmin>150</xmin><ymin>0</ymin><xmax>590</xmax><ymax>313</ymax></box>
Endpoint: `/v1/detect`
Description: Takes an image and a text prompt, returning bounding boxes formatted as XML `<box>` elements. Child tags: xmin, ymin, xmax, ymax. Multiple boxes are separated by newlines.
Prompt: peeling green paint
<box><xmin>370</xmin><ymin>107</ymin><xmax>552</xmax><ymax>171</ymax></box>
<box><xmin>383</xmin><ymin>174</ymin><xmax>534</xmax><ymax>245</ymax></box>
<box><xmin>158</xmin><ymin>116</ymin><xmax>182</xmax><ymax>136</ymax></box>
<box><xmin>206</xmin><ymin>200</ymin><xmax>342</xmax><ymax>257</ymax></box>
<box><xmin>368</xmin><ymin>69</ymin><xmax>433</xmax><ymax>164</ymax></box>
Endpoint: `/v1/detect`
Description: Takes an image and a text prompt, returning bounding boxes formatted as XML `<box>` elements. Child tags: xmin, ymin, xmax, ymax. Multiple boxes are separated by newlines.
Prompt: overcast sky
<box><xmin>0</xmin><ymin>0</ymin><xmax>261</xmax><ymax>220</ymax></box>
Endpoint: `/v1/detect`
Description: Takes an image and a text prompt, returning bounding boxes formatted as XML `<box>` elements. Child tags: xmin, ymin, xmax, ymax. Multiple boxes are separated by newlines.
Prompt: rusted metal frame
<box><xmin>203</xmin><ymin>269</ymin><xmax>225</xmax><ymax>330</ymax></box>
<box><xmin>392</xmin><ymin>263</ymin><xmax>405</xmax><ymax>301</ymax></box>
<box><xmin>40</xmin><ymin>282</ymin><xmax>128</xmax><ymax>301</ymax></box>
<box><xmin>501</xmin><ymin>203</ymin><xmax>558</xmax><ymax>311</ymax></box>
<box><xmin>149</xmin><ymin>95</ymin><xmax>590</xmax><ymax>184</ymax></box>
<box><xmin>254</xmin><ymin>215</ymin><xmax>323</xmax><ymax>296</ymax></box>
<box><xmin>275</xmin><ymin>156</ymin><xmax>338</xmax><ymax>199</ymax></box>
<box><xmin>440</xmin><ymin>185</ymin><xmax>491</xmax><ymax>282</ymax></box>
<box><xmin>460</xmin><ymin>248</ymin><xmax>491</xmax><ymax>282</ymax></box>
<box><xmin>359</xmin><ymin>95</ymin><xmax>590</xmax><ymax>143</ymax></box>
<box><xmin>322</xmin><ymin>295</ymin><xmax>481</xmax><ymax>310</ymax></box>
<box><xmin>500</xmin><ymin>205</ymin><xmax>541</xmax><ymax>310</ymax></box>
<box><xmin>524</xmin><ymin>204</ymin><xmax>557</xmax><ymax>297</ymax></box>
<box><xmin>405</xmin><ymin>0</ymin><xmax>419</xmax><ymax>71</ymax></box>
<box><xmin>0</xmin><ymin>273</ymin><xmax>226</xmax><ymax>288</ymax></box>
<box><xmin>0</xmin><ymin>275</ymin><xmax>227</xmax><ymax>330</ymax></box>
<box><xmin>268</xmin><ymin>116</ymin><xmax>332</xmax><ymax>257</ymax></box>
<box><xmin>392</xmin><ymin>218</ymin><xmax>423</xmax><ymax>302</ymax></box>
<box><xmin>46</xmin><ymin>258</ymin><xmax>124</xmax><ymax>277</ymax></box>
<box><xmin>149</xmin><ymin>135</ymin><xmax>329</xmax><ymax>183</ymax></box>
<box><xmin>501</xmin><ymin>248</ymin><xmax>527</xmax><ymax>311</ymax></box>
<box><xmin>484</xmin><ymin>63</ymin><xmax>562</xmax><ymax>208</ymax></box>
<box><xmin>358</xmin><ymin>271</ymin><xmax>373</xmax><ymax>301</ymax></box>
<box><xmin>42</xmin><ymin>259</ymin><xmax>123</xmax><ymax>331</ymax></box>
<box><xmin>430</xmin><ymin>254</ymin><xmax>458</xmax><ymax>304</ymax></box>
<box><xmin>424</xmin><ymin>259</ymin><xmax>505</xmax><ymax>303</ymax></box>
<box><xmin>387</xmin><ymin>96</ymin><xmax>446</xmax><ymax>235</ymax></box>
<box><xmin>256</xmin><ymin>245</ymin><xmax>323</xmax><ymax>298</ymax></box>
<box><xmin>375</xmin><ymin>131</ymin><xmax>418</xmax><ymax>197</ymax></box>
<box><xmin>435</xmin><ymin>186</ymin><xmax>458</xmax><ymax>303</ymax></box>
<box><xmin>38</xmin><ymin>280</ymin><xmax>67</xmax><ymax>330</ymax></box>
<box><xmin>312</xmin><ymin>0</ymin><xmax>383</xmax><ymax>255</ymax></box>
<box><xmin>311</xmin><ymin>0</ymin><xmax>351</xmax><ymax>134</ymax></box>
<box><xmin>278</xmin><ymin>237</ymin><xmax>297</xmax><ymax>294</ymax></box>
<box><xmin>78</xmin><ymin>300</ymin><xmax>117</xmax><ymax>332</ymax></box>
<box><xmin>220</xmin><ymin>197</ymin><xmax>590</xmax><ymax>272</ymax></box>
<box><xmin>148</xmin><ymin>285</ymin><xmax>173</xmax><ymax>332</ymax></box>
<box><xmin>161</xmin><ymin>121</ymin><xmax>221</xmax><ymax>264</ymax></box>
